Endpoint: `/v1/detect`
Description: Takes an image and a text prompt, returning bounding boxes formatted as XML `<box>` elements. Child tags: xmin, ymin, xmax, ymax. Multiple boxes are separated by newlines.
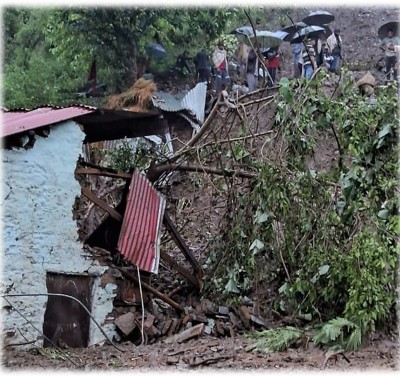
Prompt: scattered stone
<box><xmin>114</xmin><ymin>312</ymin><xmax>136</xmax><ymax>336</ymax></box>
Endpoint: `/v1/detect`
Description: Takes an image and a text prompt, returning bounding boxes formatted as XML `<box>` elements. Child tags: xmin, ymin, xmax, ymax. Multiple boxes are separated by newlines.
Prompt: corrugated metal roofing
<box><xmin>117</xmin><ymin>171</ymin><xmax>166</xmax><ymax>274</ymax></box>
<box><xmin>152</xmin><ymin>81</ymin><xmax>207</xmax><ymax>125</ymax></box>
<box><xmin>181</xmin><ymin>81</ymin><xmax>207</xmax><ymax>124</ymax></box>
<box><xmin>1</xmin><ymin>106</ymin><xmax>96</xmax><ymax>138</ymax></box>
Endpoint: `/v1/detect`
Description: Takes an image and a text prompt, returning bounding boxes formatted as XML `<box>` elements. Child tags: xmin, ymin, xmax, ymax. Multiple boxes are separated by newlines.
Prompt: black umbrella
<box><xmin>378</xmin><ymin>21</ymin><xmax>400</xmax><ymax>39</ymax></box>
<box><xmin>145</xmin><ymin>43</ymin><xmax>166</xmax><ymax>59</ymax></box>
<box><xmin>303</xmin><ymin>10</ymin><xmax>335</xmax><ymax>26</ymax></box>
<box><xmin>290</xmin><ymin>25</ymin><xmax>326</xmax><ymax>44</ymax></box>
<box><xmin>274</xmin><ymin>30</ymin><xmax>290</xmax><ymax>41</ymax></box>
<box><xmin>282</xmin><ymin>21</ymin><xmax>308</xmax><ymax>41</ymax></box>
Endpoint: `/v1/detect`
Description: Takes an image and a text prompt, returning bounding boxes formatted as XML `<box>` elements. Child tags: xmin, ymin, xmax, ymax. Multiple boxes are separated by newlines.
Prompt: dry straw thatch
<box><xmin>105</xmin><ymin>78</ymin><xmax>158</xmax><ymax>112</ymax></box>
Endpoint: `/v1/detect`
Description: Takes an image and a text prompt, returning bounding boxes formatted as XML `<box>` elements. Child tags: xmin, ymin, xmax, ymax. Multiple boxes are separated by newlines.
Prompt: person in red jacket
<box><xmin>265</xmin><ymin>47</ymin><xmax>280</xmax><ymax>87</ymax></box>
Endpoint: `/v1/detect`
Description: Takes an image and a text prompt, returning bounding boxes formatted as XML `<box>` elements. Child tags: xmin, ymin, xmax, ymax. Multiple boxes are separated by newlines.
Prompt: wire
<box><xmin>2</xmin><ymin>293</ymin><xmax>125</xmax><ymax>353</ymax></box>
<box><xmin>2</xmin><ymin>296</ymin><xmax>78</xmax><ymax>367</ymax></box>
<box><xmin>136</xmin><ymin>265</ymin><xmax>146</xmax><ymax>345</ymax></box>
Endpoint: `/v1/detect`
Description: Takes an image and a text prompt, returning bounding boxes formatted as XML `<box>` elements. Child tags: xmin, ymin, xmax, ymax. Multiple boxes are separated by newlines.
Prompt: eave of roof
<box><xmin>1</xmin><ymin>105</ymin><xmax>96</xmax><ymax>138</ymax></box>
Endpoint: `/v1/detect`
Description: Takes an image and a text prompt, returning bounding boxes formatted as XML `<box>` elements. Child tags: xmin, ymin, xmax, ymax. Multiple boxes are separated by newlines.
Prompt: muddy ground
<box><xmin>2</xmin><ymin>5</ymin><xmax>400</xmax><ymax>373</ymax></box>
<box><xmin>2</xmin><ymin>333</ymin><xmax>399</xmax><ymax>371</ymax></box>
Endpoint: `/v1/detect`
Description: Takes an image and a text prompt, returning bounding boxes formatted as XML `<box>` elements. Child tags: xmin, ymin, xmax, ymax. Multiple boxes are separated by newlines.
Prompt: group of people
<box><xmin>291</xmin><ymin>28</ymin><xmax>343</xmax><ymax>80</ymax></box>
<box><xmin>292</xmin><ymin>26</ymin><xmax>400</xmax><ymax>83</ymax></box>
<box><xmin>172</xmin><ymin>25</ymin><xmax>399</xmax><ymax>98</ymax></box>
<box><xmin>173</xmin><ymin>42</ymin><xmax>229</xmax><ymax>95</ymax></box>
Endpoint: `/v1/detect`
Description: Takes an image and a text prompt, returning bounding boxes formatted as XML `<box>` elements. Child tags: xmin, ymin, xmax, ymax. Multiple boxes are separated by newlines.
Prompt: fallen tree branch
<box><xmin>241</xmin><ymin>95</ymin><xmax>276</xmax><ymax>107</ymax></box>
<box><xmin>147</xmin><ymin>162</ymin><xmax>258</xmax><ymax>183</ymax></box>
<box><xmin>237</xmin><ymin>87</ymin><xmax>269</xmax><ymax>101</ymax></box>
<box><xmin>169</xmin><ymin>99</ymin><xmax>225</xmax><ymax>164</ymax></box>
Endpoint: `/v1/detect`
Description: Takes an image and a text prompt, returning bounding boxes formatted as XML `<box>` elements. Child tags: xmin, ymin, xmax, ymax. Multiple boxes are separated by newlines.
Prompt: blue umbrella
<box><xmin>145</xmin><ymin>43</ymin><xmax>166</xmax><ymax>59</ymax></box>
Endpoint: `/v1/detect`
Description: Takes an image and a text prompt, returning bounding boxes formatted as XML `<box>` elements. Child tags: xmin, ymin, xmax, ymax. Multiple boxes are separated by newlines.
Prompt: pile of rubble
<box><xmin>112</xmin><ymin>293</ymin><xmax>274</xmax><ymax>346</ymax></box>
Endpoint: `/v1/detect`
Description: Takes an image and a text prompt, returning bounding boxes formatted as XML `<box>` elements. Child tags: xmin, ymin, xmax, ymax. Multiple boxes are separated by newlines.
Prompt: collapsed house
<box><xmin>1</xmin><ymin>81</ymin><xmax>207</xmax><ymax>349</ymax></box>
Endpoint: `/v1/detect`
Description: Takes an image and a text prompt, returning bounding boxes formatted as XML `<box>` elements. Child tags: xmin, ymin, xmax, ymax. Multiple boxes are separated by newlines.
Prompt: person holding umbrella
<box><xmin>380</xmin><ymin>28</ymin><xmax>400</xmax><ymax>82</ymax></box>
<box><xmin>301</xmin><ymin>39</ymin><xmax>317</xmax><ymax>79</ymax></box>
<box><xmin>326</xmin><ymin>28</ymin><xmax>343</xmax><ymax>74</ymax></box>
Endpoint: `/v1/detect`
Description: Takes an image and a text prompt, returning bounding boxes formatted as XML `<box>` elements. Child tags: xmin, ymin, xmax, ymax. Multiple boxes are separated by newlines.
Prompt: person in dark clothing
<box><xmin>175</xmin><ymin>50</ymin><xmax>192</xmax><ymax>75</ymax></box>
<box><xmin>194</xmin><ymin>50</ymin><xmax>210</xmax><ymax>83</ymax></box>
<box><xmin>313</xmin><ymin>37</ymin><xmax>324</xmax><ymax>67</ymax></box>
<box><xmin>246</xmin><ymin>48</ymin><xmax>258</xmax><ymax>92</ymax></box>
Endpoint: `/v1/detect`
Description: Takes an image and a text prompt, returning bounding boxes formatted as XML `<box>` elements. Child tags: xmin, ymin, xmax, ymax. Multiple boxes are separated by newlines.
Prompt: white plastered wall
<box><xmin>1</xmin><ymin>120</ymin><xmax>116</xmax><ymax>348</ymax></box>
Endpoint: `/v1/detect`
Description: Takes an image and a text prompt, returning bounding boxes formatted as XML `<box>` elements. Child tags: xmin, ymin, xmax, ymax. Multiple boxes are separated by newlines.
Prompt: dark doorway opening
<box><xmin>43</xmin><ymin>272</ymin><xmax>93</xmax><ymax>348</ymax></box>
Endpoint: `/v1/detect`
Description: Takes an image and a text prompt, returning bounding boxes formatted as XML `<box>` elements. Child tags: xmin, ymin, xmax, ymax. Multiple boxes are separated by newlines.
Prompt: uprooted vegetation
<box><xmin>93</xmin><ymin>71</ymin><xmax>398</xmax><ymax>352</ymax></box>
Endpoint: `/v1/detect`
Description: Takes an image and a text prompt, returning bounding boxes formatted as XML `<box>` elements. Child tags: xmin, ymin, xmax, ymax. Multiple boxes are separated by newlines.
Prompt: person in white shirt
<box><xmin>212</xmin><ymin>41</ymin><xmax>229</xmax><ymax>95</ymax></box>
<box><xmin>326</xmin><ymin>28</ymin><xmax>343</xmax><ymax>74</ymax></box>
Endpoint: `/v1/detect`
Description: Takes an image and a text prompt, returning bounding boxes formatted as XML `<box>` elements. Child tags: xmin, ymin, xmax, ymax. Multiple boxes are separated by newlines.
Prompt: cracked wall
<box><xmin>2</xmin><ymin>120</ymin><xmax>117</xmax><ymax>348</ymax></box>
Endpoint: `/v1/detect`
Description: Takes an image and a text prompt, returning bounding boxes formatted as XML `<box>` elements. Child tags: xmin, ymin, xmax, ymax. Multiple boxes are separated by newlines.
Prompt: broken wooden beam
<box><xmin>163</xmin><ymin>212</ymin><xmax>203</xmax><ymax>283</ymax></box>
<box><xmin>119</xmin><ymin>268</ymin><xmax>183</xmax><ymax>312</ymax></box>
<box><xmin>78</xmin><ymin>159</ymin><xmax>129</xmax><ymax>174</ymax></box>
<box><xmin>76</xmin><ymin>167</ymin><xmax>132</xmax><ymax>180</ymax></box>
<box><xmin>164</xmin><ymin>323</ymin><xmax>205</xmax><ymax>344</ymax></box>
<box><xmin>81</xmin><ymin>186</ymin><xmax>123</xmax><ymax>222</ymax></box>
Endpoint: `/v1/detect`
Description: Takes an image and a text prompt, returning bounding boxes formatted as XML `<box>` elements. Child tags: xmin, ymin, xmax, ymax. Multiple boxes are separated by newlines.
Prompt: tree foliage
<box><xmin>2</xmin><ymin>7</ymin><xmax>238</xmax><ymax>108</ymax></box>
<box><xmin>204</xmin><ymin>71</ymin><xmax>398</xmax><ymax>344</ymax></box>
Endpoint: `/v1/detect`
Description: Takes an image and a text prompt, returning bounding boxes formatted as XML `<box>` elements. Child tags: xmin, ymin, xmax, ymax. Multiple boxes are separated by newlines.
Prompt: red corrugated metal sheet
<box><xmin>117</xmin><ymin>171</ymin><xmax>165</xmax><ymax>273</ymax></box>
<box><xmin>1</xmin><ymin>106</ymin><xmax>96</xmax><ymax>137</ymax></box>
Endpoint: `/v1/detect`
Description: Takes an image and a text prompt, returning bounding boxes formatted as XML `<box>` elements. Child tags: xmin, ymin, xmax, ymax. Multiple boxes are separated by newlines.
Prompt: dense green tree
<box><xmin>2</xmin><ymin>7</ymin><xmax>243</xmax><ymax>108</ymax></box>
<box><xmin>2</xmin><ymin>6</ymin><xmax>292</xmax><ymax>108</ymax></box>
<box><xmin>44</xmin><ymin>7</ymin><xmax>236</xmax><ymax>93</ymax></box>
<box><xmin>3</xmin><ymin>8</ymin><xmax>82</xmax><ymax>108</ymax></box>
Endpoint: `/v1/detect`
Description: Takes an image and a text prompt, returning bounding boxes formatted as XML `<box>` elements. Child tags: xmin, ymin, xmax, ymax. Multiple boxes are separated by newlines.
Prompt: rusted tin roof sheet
<box><xmin>1</xmin><ymin>106</ymin><xmax>96</xmax><ymax>137</ymax></box>
<box><xmin>117</xmin><ymin>171</ymin><xmax>165</xmax><ymax>274</ymax></box>
<box><xmin>152</xmin><ymin>82</ymin><xmax>207</xmax><ymax>125</ymax></box>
